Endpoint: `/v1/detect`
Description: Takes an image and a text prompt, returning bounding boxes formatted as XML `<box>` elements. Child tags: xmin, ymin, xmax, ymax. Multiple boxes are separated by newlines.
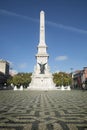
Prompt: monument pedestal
<box><xmin>29</xmin><ymin>73</ymin><xmax>56</xmax><ymax>90</ymax></box>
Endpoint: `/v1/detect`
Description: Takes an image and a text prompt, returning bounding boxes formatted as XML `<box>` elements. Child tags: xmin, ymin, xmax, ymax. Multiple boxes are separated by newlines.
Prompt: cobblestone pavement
<box><xmin>0</xmin><ymin>90</ymin><xmax>87</xmax><ymax>130</ymax></box>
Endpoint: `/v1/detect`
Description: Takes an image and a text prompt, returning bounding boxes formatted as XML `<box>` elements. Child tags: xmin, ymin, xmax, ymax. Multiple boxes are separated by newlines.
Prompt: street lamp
<box><xmin>70</xmin><ymin>68</ymin><xmax>74</xmax><ymax>88</ymax></box>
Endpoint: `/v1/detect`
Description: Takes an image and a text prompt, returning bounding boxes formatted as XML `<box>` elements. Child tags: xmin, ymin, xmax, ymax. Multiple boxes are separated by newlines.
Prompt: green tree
<box><xmin>7</xmin><ymin>73</ymin><xmax>32</xmax><ymax>87</ymax></box>
<box><xmin>53</xmin><ymin>72</ymin><xmax>72</xmax><ymax>86</ymax></box>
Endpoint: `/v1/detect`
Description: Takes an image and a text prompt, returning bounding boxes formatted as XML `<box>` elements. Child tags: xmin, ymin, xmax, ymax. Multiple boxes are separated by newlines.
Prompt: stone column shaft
<box><xmin>39</xmin><ymin>11</ymin><xmax>45</xmax><ymax>44</ymax></box>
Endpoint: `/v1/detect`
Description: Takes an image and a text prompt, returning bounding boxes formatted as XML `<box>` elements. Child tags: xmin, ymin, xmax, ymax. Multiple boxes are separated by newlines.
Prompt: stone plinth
<box><xmin>28</xmin><ymin>73</ymin><xmax>56</xmax><ymax>90</ymax></box>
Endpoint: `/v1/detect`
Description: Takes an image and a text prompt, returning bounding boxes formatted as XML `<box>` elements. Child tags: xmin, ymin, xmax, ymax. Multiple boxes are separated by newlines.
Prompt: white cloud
<box><xmin>19</xmin><ymin>63</ymin><xmax>28</xmax><ymax>69</ymax></box>
<box><xmin>9</xmin><ymin>69</ymin><xmax>18</xmax><ymax>76</ymax></box>
<box><xmin>0</xmin><ymin>9</ymin><xmax>87</xmax><ymax>34</ymax></box>
<box><xmin>55</xmin><ymin>56</ymin><xmax>68</xmax><ymax>61</ymax></box>
<box><xmin>46</xmin><ymin>21</ymin><xmax>87</xmax><ymax>34</ymax></box>
<box><xmin>0</xmin><ymin>9</ymin><xmax>38</xmax><ymax>22</ymax></box>
<box><xmin>54</xmin><ymin>70</ymin><xmax>60</xmax><ymax>73</ymax></box>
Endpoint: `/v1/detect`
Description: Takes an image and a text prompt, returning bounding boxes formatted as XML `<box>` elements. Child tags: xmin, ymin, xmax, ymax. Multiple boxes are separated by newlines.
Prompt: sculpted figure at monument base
<box><xmin>38</xmin><ymin>62</ymin><xmax>47</xmax><ymax>74</ymax></box>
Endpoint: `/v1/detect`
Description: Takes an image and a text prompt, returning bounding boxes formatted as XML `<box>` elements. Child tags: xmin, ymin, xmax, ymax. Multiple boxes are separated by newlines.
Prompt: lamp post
<box><xmin>70</xmin><ymin>68</ymin><xmax>74</xmax><ymax>88</ymax></box>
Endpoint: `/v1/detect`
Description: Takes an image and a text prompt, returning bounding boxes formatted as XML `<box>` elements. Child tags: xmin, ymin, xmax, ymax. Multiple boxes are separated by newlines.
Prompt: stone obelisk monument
<box><xmin>29</xmin><ymin>11</ymin><xmax>55</xmax><ymax>90</ymax></box>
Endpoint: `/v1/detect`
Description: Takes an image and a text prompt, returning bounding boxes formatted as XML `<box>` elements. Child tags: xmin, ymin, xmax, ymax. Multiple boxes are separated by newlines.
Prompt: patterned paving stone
<box><xmin>0</xmin><ymin>90</ymin><xmax>87</xmax><ymax>130</ymax></box>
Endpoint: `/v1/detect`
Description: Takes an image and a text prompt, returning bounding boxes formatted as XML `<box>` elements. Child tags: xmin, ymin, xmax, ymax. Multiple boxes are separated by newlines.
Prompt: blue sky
<box><xmin>0</xmin><ymin>0</ymin><xmax>87</xmax><ymax>74</ymax></box>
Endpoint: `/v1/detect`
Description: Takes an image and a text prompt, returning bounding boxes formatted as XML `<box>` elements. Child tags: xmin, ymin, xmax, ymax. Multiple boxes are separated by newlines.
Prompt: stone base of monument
<box><xmin>67</xmin><ymin>85</ymin><xmax>71</xmax><ymax>90</ymax></box>
<box><xmin>56</xmin><ymin>85</ymin><xmax>71</xmax><ymax>91</ymax></box>
<box><xmin>28</xmin><ymin>74</ymin><xmax>56</xmax><ymax>90</ymax></box>
<box><xmin>61</xmin><ymin>85</ymin><xmax>65</xmax><ymax>90</ymax></box>
<box><xmin>14</xmin><ymin>86</ymin><xmax>18</xmax><ymax>91</ymax></box>
<box><xmin>27</xmin><ymin>73</ymin><xmax>71</xmax><ymax>91</ymax></box>
<box><xmin>13</xmin><ymin>85</ymin><xmax>23</xmax><ymax>91</ymax></box>
<box><xmin>19</xmin><ymin>85</ymin><xmax>23</xmax><ymax>90</ymax></box>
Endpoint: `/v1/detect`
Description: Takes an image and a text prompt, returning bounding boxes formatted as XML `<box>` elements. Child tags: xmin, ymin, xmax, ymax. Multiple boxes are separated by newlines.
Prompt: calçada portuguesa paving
<box><xmin>0</xmin><ymin>90</ymin><xmax>87</xmax><ymax>130</ymax></box>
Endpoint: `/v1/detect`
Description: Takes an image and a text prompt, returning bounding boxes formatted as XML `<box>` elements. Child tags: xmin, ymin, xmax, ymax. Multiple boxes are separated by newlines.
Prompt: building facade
<box><xmin>73</xmin><ymin>67</ymin><xmax>87</xmax><ymax>89</ymax></box>
<box><xmin>0</xmin><ymin>60</ymin><xmax>9</xmax><ymax>86</ymax></box>
<box><xmin>0</xmin><ymin>60</ymin><xmax>9</xmax><ymax>75</ymax></box>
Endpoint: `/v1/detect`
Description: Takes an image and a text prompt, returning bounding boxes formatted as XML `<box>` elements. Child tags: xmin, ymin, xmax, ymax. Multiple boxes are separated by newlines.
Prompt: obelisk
<box><xmin>29</xmin><ymin>11</ymin><xmax>55</xmax><ymax>90</ymax></box>
<box><xmin>39</xmin><ymin>11</ymin><xmax>45</xmax><ymax>44</ymax></box>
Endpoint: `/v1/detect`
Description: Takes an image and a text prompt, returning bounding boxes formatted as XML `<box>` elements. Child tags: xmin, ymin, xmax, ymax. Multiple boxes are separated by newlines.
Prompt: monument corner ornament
<box><xmin>29</xmin><ymin>11</ymin><xmax>56</xmax><ymax>90</ymax></box>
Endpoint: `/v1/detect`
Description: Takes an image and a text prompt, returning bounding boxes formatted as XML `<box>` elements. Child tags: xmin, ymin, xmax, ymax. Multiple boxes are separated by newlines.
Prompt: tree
<box><xmin>53</xmin><ymin>72</ymin><xmax>72</xmax><ymax>86</ymax></box>
<box><xmin>7</xmin><ymin>73</ymin><xmax>32</xmax><ymax>87</ymax></box>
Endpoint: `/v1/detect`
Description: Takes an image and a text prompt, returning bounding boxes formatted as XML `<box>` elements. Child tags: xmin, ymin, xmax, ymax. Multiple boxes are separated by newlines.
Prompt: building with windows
<box><xmin>73</xmin><ymin>67</ymin><xmax>87</xmax><ymax>89</ymax></box>
<box><xmin>0</xmin><ymin>59</ymin><xmax>9</xmax><ymax>75</ymax></box>
<box><xmin>0</xmin><ymin>59</ymin><xmax>9</xmax><ymax>87</ymax></box>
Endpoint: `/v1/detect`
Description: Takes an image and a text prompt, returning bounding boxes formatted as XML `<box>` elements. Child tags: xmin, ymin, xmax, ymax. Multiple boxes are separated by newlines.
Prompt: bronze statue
<box><xmin>38</xmin><ymin>62</ymin><xmax>47</xmax><ymax>74</ymax></box>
